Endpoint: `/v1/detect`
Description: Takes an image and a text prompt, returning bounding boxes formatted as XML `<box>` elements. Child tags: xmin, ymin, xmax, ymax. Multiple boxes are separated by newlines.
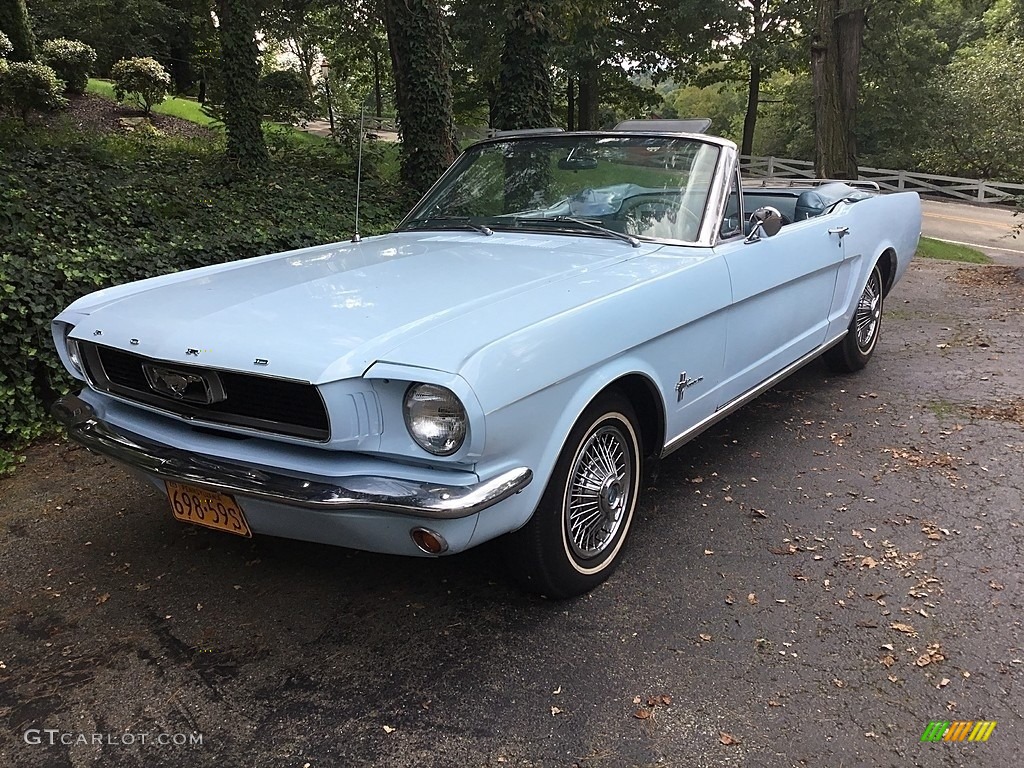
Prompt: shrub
<box><xmin>40</xmin><ymin>38</ymin><xmax>97</xmax><ymax>95</ymax></box>
<box><xmin>0</xmin><ymin>61</ymin><xmax>68</xmax><ymax>122</ymax></box>
<box><xmin>111</xmin><ymin>56</ymin><xmax>170</xmax><ymax>114</ymax></box>
<box><xmin>0</xmin><ymin>30</ymin><xmax>13</xmax><ymax>60</ymax></box>
<box><xmin>260</xmin><ymin>68</ymin><xmax>315</xmax><ymax>124</ymax></box>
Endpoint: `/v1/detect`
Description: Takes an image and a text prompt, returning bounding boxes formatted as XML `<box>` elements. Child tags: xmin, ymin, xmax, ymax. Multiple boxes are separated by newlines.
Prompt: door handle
<box><xmin>828</xmin><ymin>226</ymin><xmax>850</xmax><ymax>238</ymax></box>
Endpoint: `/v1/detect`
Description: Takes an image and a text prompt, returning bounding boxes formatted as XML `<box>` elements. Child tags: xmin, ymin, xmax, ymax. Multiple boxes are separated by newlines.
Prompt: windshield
<box><xmin>399</xmin><ymin>134</ymin><xmax>721</xmax><ymax>244</ymax></box>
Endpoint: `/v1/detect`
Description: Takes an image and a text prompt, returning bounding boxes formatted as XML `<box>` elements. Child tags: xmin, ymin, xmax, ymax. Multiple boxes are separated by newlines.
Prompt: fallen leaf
<box><xmin>95</xmin><ymin>593</ymin><xmax>110</xmax><ymax>605</ymax></box>
<box><xmin>382</xmin><ymin>725</ymin><xmax>395</xmax><ymax>734</ymax></box>
<box><xmin>552</xmin><ymin>686</ymin><xmax>562</xmax><ymax>695</ymax></box>
<box><xmin>747</xmin><ymin>593</ymin><xmax>758</xmax><ymax>605</ymax></box>
<box><xmin>832</xmin><ymin>678</ymin><xmax>846</xmax><ymax>688</ymax></box>
<box><xmin>634</xmin><ymin>709</ymin><xmax>652</xmax><ymax>719</ymax></box>
<box><xmin>861</xmin><ymin>556</ymin><xmax>878</xmax><ymax>569</ymax></box>
<box><xmin>632</xmin><ymin>695</ymin><xmax>642</xmax><ymax>705</ymax></box>
<box><xmin>938</xmin><ymin>678</ymin><xmax>951</xmax><ymax>688</ymax></box>
<box><xmin>725</xmin><ymin>594</ymin><xmax>735</xmax><ymax>605</ymax></box>
<box><xmin>699</xmin><ymin>633</ymin><xmax>712</xmax><ymax>642</ymax></box>
<box><xmin>915</xmin><ymin>654</ymin><xmax>933</xmax><ymax>667</ymax></box>
<box><xmin>550</xmin><ymin>706</ymin><xmax>563</xmax><ymax>716</ymax></box>
<box><xmin>989</xmin><ymin>581</ymin><xmax>1005</xmax><ymax>591</ymax></box>
<box><xmin>890</xmin><ymin>622</ymin><xmax>917</xmax><ymax>636</ymax></box>
<box><xmin>719</xmin><ymin>732</ymin><xmax>741</xmax><ymax>746</ymax></box>
<box><xmin>658</xmin><ymin>694</ymin><xmax>672</xmax><ymax>706</ymax></box>
<box><xmin>704</xmin><ymin>549</ymin><xmax>714</xmax><ymax>556</ymax></box>
<box><xmin>880</xmin><ymin>654</ymin><xmax>896</xmax><ymax>668</ymax></box>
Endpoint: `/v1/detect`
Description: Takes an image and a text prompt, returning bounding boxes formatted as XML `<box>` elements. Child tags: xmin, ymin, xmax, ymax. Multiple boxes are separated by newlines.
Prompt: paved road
<box><xmin>915</xmin><ymin>200</ymin><xmax>1022</xmax><ymax>261</ymax></box>
<box><xmin>2</xmin><ymin>259</ymin><xmax>1021</xmax><ymax>767</ymax></box>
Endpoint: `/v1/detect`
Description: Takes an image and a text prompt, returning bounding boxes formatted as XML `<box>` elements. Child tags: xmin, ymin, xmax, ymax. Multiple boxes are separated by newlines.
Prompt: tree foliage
<box><xmin>921</xmin><ymin>37</ymin><xmax>1024</xmax><ymax>178</ymax></box>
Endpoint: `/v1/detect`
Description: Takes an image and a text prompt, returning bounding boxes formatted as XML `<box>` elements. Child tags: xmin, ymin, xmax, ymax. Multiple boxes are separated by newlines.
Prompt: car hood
<box><xmin>64</xmin><ymin>232</ymin><xmax>668</xmax><ymax>383</ymax></box>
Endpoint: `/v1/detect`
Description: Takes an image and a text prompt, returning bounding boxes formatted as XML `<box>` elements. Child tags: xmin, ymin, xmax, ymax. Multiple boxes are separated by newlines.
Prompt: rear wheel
<box><xmin>504</xmin><ymin>392</ymin><xmax>642</xmax><ymax>599</ymax></box>
<box><xmin>826</xmin><ymin>264</ymin><xmax>883</xmax><ymax>373</ymax></box>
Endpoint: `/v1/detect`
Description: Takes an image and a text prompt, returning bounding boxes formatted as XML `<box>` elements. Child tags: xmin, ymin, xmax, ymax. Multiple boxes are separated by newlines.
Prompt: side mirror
<box><xmin>745</xmin><ymin>206</ymin><xmax>783</xmax><ymax>243</ymax></box>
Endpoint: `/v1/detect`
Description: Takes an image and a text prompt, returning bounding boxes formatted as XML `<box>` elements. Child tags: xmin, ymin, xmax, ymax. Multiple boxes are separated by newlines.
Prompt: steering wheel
<box><xmin>621</xmin><ymin>196</ymin><xmax>701</xmax><ymax>240</ymax></box>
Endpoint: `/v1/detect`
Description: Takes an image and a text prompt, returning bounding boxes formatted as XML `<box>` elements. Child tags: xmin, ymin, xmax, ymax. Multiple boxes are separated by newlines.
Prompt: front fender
<box><xmin>468</xmin><ymin>357</ymin><xmax>665</xmax><ymax>547</ymax></box>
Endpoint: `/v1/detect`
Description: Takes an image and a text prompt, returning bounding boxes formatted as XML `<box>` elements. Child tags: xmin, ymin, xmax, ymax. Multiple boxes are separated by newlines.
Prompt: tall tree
<box><xmin>216</xmin><ymin>0</ymin><xmax>268</xmax><ymax>170</ymax></box>
<box><xmin>493</xmin><ymin>0</ymin><xmax>553</xmax><ymax>129</ymax></box>
<box><xmin>732</xmin><ymin>1</ymin><xmax>809</xmax><ymax>157</ymax></box>
<box><xmin>811</xmin><ymin>0</ymin><xmax>867</xmax><ymax>177</ymax></box>
<box><xmin>382</xmin><ymin>0</ymin><xmax>457</xmax><ymax>196</ymax></box>
<box><xmin>0</xmin><ymin>0</ymin><xmax>36</xmax><ymax>61</ymax></box>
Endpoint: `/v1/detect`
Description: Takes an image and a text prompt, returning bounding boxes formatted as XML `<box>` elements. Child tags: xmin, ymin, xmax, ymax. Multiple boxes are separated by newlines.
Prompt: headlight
<box><xmin>403</xmin><ymin>384</ymin><xmax>467</xmax><ymax>456</ymax></box>
<box><xmin>63</xmin><ymin>325</ymin><xmax>82</xmax><ymax>374</ymax></box>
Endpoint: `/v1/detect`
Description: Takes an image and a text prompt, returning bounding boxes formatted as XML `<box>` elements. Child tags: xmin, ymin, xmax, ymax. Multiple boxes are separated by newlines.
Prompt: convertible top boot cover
<box><xmin>795</xmin><ymin>182</ymin><xmax>871</xmax><ymax>220</ymax></box>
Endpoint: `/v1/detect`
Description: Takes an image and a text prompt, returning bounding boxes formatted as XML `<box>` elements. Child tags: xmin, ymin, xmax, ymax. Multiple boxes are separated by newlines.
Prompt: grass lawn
<box><xmin>915</xmin><ymin>236</ymin><xmax>991</xmax><ymax>264</ymax></box>
<box><xmin>87</xmin><ymin>79</ymin><xmax>219</xmax><ymax>126</ymax></box>
<box><xmin>86</xmin><ymin>79</ymin><xmax>329</xmax><ymax>148</ymax></box>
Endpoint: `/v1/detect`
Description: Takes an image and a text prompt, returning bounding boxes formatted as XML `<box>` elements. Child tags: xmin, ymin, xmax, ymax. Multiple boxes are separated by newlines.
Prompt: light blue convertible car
<box><xmin>51</xmin><ymin>122</ymin><xmax>921</xmax><ymax>598</ymax></box>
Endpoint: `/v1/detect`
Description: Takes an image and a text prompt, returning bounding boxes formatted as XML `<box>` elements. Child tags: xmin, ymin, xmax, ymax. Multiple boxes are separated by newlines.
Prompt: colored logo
<box><xmin>920</xmin><ymin>721</ymin><xmax>996</xmax><ymax>742</ymax></box>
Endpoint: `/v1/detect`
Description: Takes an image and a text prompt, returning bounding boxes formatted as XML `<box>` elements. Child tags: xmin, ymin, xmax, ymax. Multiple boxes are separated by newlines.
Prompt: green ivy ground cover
<box><xmin>0</xmin><ymin>123</ymin><xmax>402</xmax><ymax>472</ymax></box>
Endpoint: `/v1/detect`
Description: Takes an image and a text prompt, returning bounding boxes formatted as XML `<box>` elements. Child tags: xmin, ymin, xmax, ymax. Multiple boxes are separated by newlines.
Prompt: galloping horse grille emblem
<box><xmin>142</xmin><ymin>363</ymin><xmax>226</xmax><ymax>405</ymax></box>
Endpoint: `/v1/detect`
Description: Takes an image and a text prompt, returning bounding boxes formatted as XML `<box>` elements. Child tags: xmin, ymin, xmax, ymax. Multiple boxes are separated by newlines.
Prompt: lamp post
<box><xmin>320</xmin><ymin>60</ymin><xmax>335</xmax><ymax>139</ymax></box>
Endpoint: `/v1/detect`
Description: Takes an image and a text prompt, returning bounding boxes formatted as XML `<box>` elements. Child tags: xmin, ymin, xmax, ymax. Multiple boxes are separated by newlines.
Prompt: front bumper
<box><xmin>52</xmin><ymin>394</ymin><xmax>533</xmax><ymax>520</ymax></box>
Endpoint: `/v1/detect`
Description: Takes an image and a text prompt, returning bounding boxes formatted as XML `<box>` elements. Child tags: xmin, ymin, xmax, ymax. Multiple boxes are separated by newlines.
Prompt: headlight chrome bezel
<box><xmin>403</xmin><ymin>383</ymin><xmax>468</xmax><ymax>456</ymax></box>
<box><xmin>62</xmin><ymin>323</ymin><xmax>83</xmax><ymax>374</ymax></box>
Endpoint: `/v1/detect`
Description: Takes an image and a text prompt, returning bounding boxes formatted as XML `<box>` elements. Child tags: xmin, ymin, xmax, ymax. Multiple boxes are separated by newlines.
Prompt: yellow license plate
<box><xmin>165</xmin><ymin>481</ymin><xmax>252</xmax><ymax>537</ymax></box>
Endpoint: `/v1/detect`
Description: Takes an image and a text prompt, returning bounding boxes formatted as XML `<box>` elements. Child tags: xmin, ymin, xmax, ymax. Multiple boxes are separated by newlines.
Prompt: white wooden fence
<box><xmin>740</xmin><ymin>155</ymin><xmax>1024</xmax><ymax>204</ymax></box>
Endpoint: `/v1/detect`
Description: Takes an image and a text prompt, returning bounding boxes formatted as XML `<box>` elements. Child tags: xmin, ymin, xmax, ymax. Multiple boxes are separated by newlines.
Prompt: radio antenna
<box><xmin>352</xmin><ymin>99</ymin><xmax>366</xmax><ymax>243</ymax></box>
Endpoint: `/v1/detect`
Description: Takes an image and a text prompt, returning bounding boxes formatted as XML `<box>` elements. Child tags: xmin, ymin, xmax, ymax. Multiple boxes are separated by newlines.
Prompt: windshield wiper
<box><xmin>542</xmin><ymin>216</ymin><xmax>641</xmax><ymax>248</ymax></box>
<box><xmin>402</xmin><ymin>217</ymin><xmax>493</xmax><ymax>236</ymax></box>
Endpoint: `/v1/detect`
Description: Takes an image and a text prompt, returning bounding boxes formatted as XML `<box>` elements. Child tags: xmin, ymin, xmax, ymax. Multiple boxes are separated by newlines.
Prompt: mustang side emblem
<box><xmin>675</xmin><ymin>372</ymin><xmax>704</xmax><ymax>402</ymax></box>
<box><xmin>142</xmin><ymin>363</ymin><xmax>226</xmax><ymax>405</ymax></box>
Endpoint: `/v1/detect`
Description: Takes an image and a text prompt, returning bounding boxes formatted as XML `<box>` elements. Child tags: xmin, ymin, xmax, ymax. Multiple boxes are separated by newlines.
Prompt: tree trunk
<box><xmin>215</xmin><ymin>0</ymin><xmax>269</xmax><ymax>172</ymax></box>
<box><xmin>0</xmin><ymin>0</ymin><xmax>36</xmax><ymax>61</ymax></box>
<box><xmin>576</xmin><ymin>60</ymin><xmax>599</xmax><ymax>130</ymax></box>
<box><xmin>168</xmin><ymin>27</ymin><xmax>195</xmax><ymax>95</ymax></box>
<box><xmin>811</xmin><ymin>0</ymin><xmax>863</xmax><ymax>179</ymax></box>
<box><xmin>493</xmin><ymin>1</ymin><xmax>553</xmax><ymax>130</ymax></box>
<box><xmin>836</xmin><ymin>4</ymin><xmax>865</xmax><ymax>168</ymax></box>
<box><xmin>372</xmin><ymin>46</ymin><xmax>383</xmax><ymax>118</ymax></box>
<box><xmin>741</xmin><ymin>60</ymin><xmax>761</xmax><ymax>157</ymax></box>
<box><xmin>383</xmin><ymin>0</ymin><xmax>457</xmax><ymax>197</ymax></box>
<box><xmin>566</xmin><ymin>76</ymin><xmax>575</xmax><ymax>132</ymax></box>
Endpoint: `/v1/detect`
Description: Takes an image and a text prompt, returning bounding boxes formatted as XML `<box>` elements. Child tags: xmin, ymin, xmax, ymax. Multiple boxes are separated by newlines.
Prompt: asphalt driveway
<box><xmin>1</xmin><ymin>256</ymin><xmax>1021</xmax><ymax>767</ymax></box>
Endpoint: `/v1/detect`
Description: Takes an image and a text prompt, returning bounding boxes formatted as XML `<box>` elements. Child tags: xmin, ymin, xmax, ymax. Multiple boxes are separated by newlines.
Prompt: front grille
<box><xmin>80</xmin><ymin>342</ymin><xmax>330</xmax><ymax>441</ymax></box>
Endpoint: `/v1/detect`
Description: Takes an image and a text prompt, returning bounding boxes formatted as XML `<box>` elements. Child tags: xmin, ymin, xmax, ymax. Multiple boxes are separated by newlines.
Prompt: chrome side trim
<box><xmin>52</xmin><ymin>394</ymin><xmax>532</xmax><ymax>520</ymax></box>
<box><xmin>660</xmin><ymin>333</ymin><xmax>847</xmax><ymax>458</ymax></box>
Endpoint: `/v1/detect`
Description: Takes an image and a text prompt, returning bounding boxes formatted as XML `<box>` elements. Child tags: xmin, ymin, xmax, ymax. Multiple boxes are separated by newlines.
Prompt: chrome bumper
<box><xmin>52</xmin><ymin>394</ymin><xmax>533</xmax><ymax>520</ymax></box>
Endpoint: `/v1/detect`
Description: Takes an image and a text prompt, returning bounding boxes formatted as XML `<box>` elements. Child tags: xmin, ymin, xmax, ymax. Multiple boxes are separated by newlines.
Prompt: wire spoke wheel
<box><xmin>826</xmin><ymin>263</ymin><xmax>885</xmax><ymax>373</ymax></box>
<box><xmin>855</xmin><ymin>268</ymin><xmax>882</xmax><ymax>353</ymax></box>
<box><xmin>565</xmin><ymin>425</ymin><xmax>632</xmax><ymax>560</ymax></box>
<box><xmin>504</xmin><ymin>393</ymin><xmax>642</xmax><ymax>598</ymax></box>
